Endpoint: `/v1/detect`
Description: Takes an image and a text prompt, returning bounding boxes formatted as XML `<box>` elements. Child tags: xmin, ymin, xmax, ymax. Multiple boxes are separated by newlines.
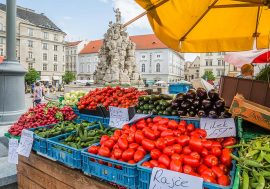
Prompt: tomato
<box><xmin>201</xmin><ymin>148</ymin><xmax>209</xmax><ymax>157</ymax></box>
<box><xmin>198</xmin><ymin>164</ymin><xmax>209</xmax><ymax>175</ymax></box>
<box><xmin>143</xmin><ymin>128</ymin><xmax>156</xmax><ymax>140</ymax></box>
<box><xmin>127</xmin><ymin>133</ymin><xmax>135</xmax><ymax>143</ymax></box>
<box><xmin>103</xmin><ymin>139</ymin><xmax>115</xmax><ymax>149</ymax></box>
<box><xmin>158</xmin><ymin>118</ymin><xmax>169</xmax><ymax>125</ymax></box>
<box><xmin>154</xmin><ymin>130</ymin><xmax>161</xmax><ymax>138</ymax></box>
<box><xmin>183</xmin><ymin>165</ymin><xmax>193</xmax><ymax>174</ymax></box>
<box><xmin>134</xmin><ymin>150</ymin><xmax>145</xmax><ymax>162</ymax></box>
<box><xmin>212</xmin><ymin>166</ymin><xmax>224</xmax><ymax>178</ymax></box>
<box><xmin>136</xmin><ymin>122</ymin><xmax>146</xmax><ymax>130</ymax></box>
<box><xmin>195</xmin><ymin>129</ymin><xmax>207</xmax><ymax>138</ymax></box>
<box><xmin>88</xmin><ymin>146</ymin><xmax>99</xmax><ymax>154</ymax></box>
<box><xmin>211</xmin><ymin>147</ymin><xmax>222</xmax><ymax>157</ymax></box>
<box><xmin>118</xmin><ymin>138</ymin><xmax>129</xmax><ymax>151</ymax></box>
<box><xmin>176</xmin><ymin>135</ymin><xmax>190</xmax><ymax>146</ymax></box>
<box><xmin>164</xmin><ymin>136</ymin><xmax>175</xmax><ymax>145</ymax></box>
<box><xmin>212</xmin><ymin>141</ymin><xmax>222</xmax><ymax>149</ymax></box>
<box><xmin>157</xmin><ymin>124</ymin><xmax>168</xmax><ymax>132</ymax></box>
<box><xmin>100</xmin><ymin>135</ymin><xmax>110</xmax><ymax>145</ymax></box>
<box><xmin>204</xmin><ymin>155</ymin><xmax>219</xmax><ymax>167</ymax></box>
<box><xmin>163</xmin><ymin>146</ymin><xmax>175</xmax><ymax>156</ymax></box>
<box><xmin>221</xmin><ymin>148</ymin><xmax>232</xmax><ymax>167</ymax></box>
<box><xmin>158</xmin><ymin>154</ymin><xmax>170</xmax><ymax>167</ymax></box>
<box><xmin>155</xmin><ymin>138</ymin><xmax>166</xmax><ymax>150</ymax></box>
<box><xmin>128</xmin><ymin>160</ymin><xmax>136</xmax><ymax>164</ymax></box>
<box><xmin>179</xmin><ymin>120</ymin><xmax>187</xmax><ymax>127</ymax></box>
<box><xmin>201</xmin><ymin>169</ymin><xmax>216</xmax><ymax>179</ymax></box>
<box><xmin>153</xmin><ymin>116</ymin><xmax>162</xmax><ymax>123</ymax></box>
<box><xmin>168</xmin><ymin>120</ymin><xmax>178</xmax><ymax>130</ymax></box>
<box><xmin>150</xmin><ymin>149</ymin><xmax>162</xmax><ymax>160</ymax></box>
<box><xmin>186</xmin><ymin>124</ymin><xmax>195</xmax><ymax>132</ymax></box>
<box><xmin>201</xmin><ymin>174</ymin><xmax>216</xmax><ymax>183</ymax></box>
<box><xmin>150</xmin><ymin>160</ymin><xmax>159</xmax><ymax>167</ymax></box>
<box><xmin>161</xmin><ymin>130</ymin><xmax>174</xmax><ymax>137</ymax></box>
<box><xmin>137</xmin><ymin>146</ymin><xmax>146</xmax><ymax>155</ymax></box>
<box><xmin>202</xmin><ymin>140</ymin><xmax>213</xmax><ymax>150</ymax></box>
<box><xmin>98</xmin><ymin>146</ymin><xmax>110</xmax><ymax>157</ymax></box>
<box><xmin>222</xmin><ymin>137</ymin><xmax>236</xmax><ymax>147</ymax></box>
<box><xmin>142</xmin><ymin>161</ymin><xmax>152</xmax><ymax>168</ymax></box>
<box><xmin>110</xmin><ymin>135</ymin><xmax>119</xmax><ymax>142</ymax></box>
<box><xmin>219</xmin><ymin>164</ymin><xmax>229</xmax><ymax>174</ymax></box>
<box><xmin>130</xmin><ymin>125</ymin><xmax>137</xmax><ymax>133</ymax></box>
<box><xmin>182</xmin><ymin>146</ymin><xmax>192</xmax><ymax>155</ymax></box>
<box><xmin>122</xmin><ymin>148</ymin><xmax>135</xmax><ymax>161</ymax></box>
<box><xmin>142</xmin><ymin>139</ymin><xmax>155</xmax><ymax>152</ymax></box>
<box><xmin>122</xmin><ymin>124</ymin><xmax>130</xmax><ymax>131</ymax></box>
<box><xmin>190</xmin><ymin>152</ymin><xmax>200</xmax><ymax>160</ymax></box>
<box><xmin>173</xmin><ymin>130</ymin><xmax>181</xmax><ymax>137</ymax></box>
<box><xmin>218</xmin><ymin>175</ymin><xmax>230</xmax><ymax>186</ymax></box>
<box><xmin>114</xmin><ymin>130</ymin><xmax>122</xmax><ymax>137</ymax></box>
<box><xmin>183</xmin><ymin>155</ymin><xmax>200</xmax><ymax>167</ymax></box>
<box><xmin>158</xmin><ymin>163</ymin><xmax>167</xmax><ymax>169</ymax></box>
<box><xmin>189</xmin><ymin>137</ymin><xmax>203</xmax><ymax>153</ymax></box>
<box><xmin>172</xmin><ymin>144</ymin><xmax>182</xmax><ymax>154</ymax></box>
<box><xmin>113</xmin><ymin>148</ymin><xmax>123</xmax><ymax>159</ymax></box>
<box><xmin>146</xmin><ymin>118</ymin><xmax>152</xmax><ymax>123</ymax></box>
<box><xmin>169</xmin><ymin>159</ymin><xmax>182</xmax><ymax>172</ymax></box>
<box><xmin>178</xmin><ymin>125</ymin><xmax>186</xmax><ymax>134</ymax></box>
<box><xmin>171</xmin><ymin>153</ymin><xmax>182</xmax><ymax>161</ymax></box>
<box><xmin>129</xmin><ymin>143</ymin><xmax>139</xmax><ymax>150</ymax></box>
<box><xmin>135</xmin><ymin>130</ymin><xmax>144</xmax><ymax>144</ymax></box>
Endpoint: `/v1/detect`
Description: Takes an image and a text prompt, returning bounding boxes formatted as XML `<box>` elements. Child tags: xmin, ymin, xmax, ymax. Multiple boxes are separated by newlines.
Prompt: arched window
<box><xmin>141</xmin><ymin>64</ymin><xmax>145</xmax><ymax>72</ymax></box>
<box><xmin>156</xmin><ymin>63</ymin><xmax>160</xmax><ymax>72</ymax></box>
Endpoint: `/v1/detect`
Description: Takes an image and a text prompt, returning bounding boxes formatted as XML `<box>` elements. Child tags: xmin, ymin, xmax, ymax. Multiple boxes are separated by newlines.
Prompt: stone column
<box><xmin>0</xmin><ymin>0</ymin><xmax>26</xmax><ymax>126</ymax></box>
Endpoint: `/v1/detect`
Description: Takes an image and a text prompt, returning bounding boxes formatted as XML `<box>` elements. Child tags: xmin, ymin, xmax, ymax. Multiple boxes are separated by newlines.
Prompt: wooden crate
<box><xmin>17</xmin><ymin>152</ymin><xmax>115</xmax><ymax>189</ymax></box>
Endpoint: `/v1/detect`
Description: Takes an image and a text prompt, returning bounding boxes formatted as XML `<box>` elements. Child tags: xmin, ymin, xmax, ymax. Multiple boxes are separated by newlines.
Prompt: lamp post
<box><xmin>0</xmin><ymin>0</ymin><xmax>26</xmax><ymax>126</ymax></box>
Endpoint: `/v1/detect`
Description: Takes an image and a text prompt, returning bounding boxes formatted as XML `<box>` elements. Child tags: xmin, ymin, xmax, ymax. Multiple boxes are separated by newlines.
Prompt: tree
<box><xmin>25</xmin><ymin>68</ymin><xmax>40</xmax><ymax>84</ymax></box>
<box><xmin>256</xmin><ymin>65</ymin><xmax>270</xmax><ymax>82</ymax></box>
<box><xmin>62</xmin><ymin>71</ymin><xmax>76</xmax><ymax>84</ymax></box>
<box><xmin>202</xmin><ymin>70</ymin><xmax>216</xmax><ymax>81</ymax></box>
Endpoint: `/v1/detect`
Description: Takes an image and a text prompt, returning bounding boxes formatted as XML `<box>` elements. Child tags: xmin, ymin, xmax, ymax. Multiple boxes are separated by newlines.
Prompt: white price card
<box><xmin>8</xmin><ymin>139</ymin><xmax>19</xmax><ymax>164</ymax></box>
<box><xmin>149</xmin><ymin>168</ymin><xmax>203</xmax><ymax>189</ymax></box>
<box><xmin>200</xmin><ymin>118</ymin><xmax>236</xmax><ymax>139</ymax></box>
<box><xmin>17</xmin><ymin>129</ymin><xmax>34</xmax><ymax>157</ymax></box>
<box><xmin>109</xmin><ymin>106</ymin><xmax>129</xmax><ymax>128</ymax></box>
<box><xmin>128</xmin><ymin>114</ymin><xmax>151</xmax><ymax>124</ymax></box>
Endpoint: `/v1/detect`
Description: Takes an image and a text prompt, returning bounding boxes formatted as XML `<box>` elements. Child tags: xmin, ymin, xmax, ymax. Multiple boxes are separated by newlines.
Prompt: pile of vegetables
<box><xmin>77</xmin><ymin>86</ymin><xmax>147</xmax><ymax>110</ymax></box>
<box><xmin>88</xmin><ymin>116</ymin><xmax>236</xmax><ymax>186</ymax></box>
<box><xmin>34</xmin><ymin>120</ymin><xmax>96</xmax><ymax>138</ymax></box>
<box><xmin>8</xmin><ymin>102</ymin><xmax>77</xmax><ymax>136</ymax></box>
<box><xmin>62</xmin><ymin>90</ymin><xmax>87</xmax><ymax>106</ymax></box>
<box><xmin>229</xmin><ymin>136</ymin><xmax>270</xmax><ymax>189</ymax></box>
<box><xmin>61</xmin><ymin>122</ymin><xmax>116</xmax><ymax>149</ymax></box>
<box><xmin>171</xmin><ymin>88</ymin><xmax>231</xmax><ymax>118</ymax></box>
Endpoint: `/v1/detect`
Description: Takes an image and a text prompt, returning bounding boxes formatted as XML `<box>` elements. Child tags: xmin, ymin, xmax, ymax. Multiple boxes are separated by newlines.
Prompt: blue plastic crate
<box><xmin>103</xmin><ymin>117</ymin><xmax>110</xmax><ymax>125</ymax></box>
<box><xmin>78</xmin><ymin>114</ymin><xmax>107</xmax><ymax>124</ymax></box>
<box><xmin>168</xmin><ymin>83</ymin><xmax>191</xmax><ymax>94</ymax></box>
<box><xmin>81</xmin><ymin>146</ymin><xmax>148</xmax><ymax>189</ymax></box>
<box><xmin>137</xmin><ymin>154</ymin><xmax>236</xmax><ymax>189</ymax></box>
<box><xmin>72</xmin><ymin>107</ymin><xmax>79</xmax><ymax>115</ymax></box>
<box><xmin>47</xmin><ymin>124</ymin><xmax>107</xmax><ymax>169</ymax></box>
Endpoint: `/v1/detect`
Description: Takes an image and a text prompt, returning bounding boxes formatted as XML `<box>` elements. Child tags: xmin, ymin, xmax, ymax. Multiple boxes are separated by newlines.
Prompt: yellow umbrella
<box><xmin>132</xmin><ymin>0</ymin><xmax>270</xmax><ymax>52</ymax></box>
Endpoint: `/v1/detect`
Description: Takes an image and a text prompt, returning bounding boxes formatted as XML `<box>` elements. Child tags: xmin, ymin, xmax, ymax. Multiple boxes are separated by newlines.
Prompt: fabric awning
<box><xmin>53</xmin><ymin>76</ymin><xmax>60</xmax><ymax>80</ymax></box>
<box><xmin>40</xmin><ymin>76</ymin><xmax>51</xmax><ymax>81</ymax></box>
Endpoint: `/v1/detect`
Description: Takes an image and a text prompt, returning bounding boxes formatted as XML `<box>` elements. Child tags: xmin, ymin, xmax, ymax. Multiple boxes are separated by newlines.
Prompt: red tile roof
<box><xmin>79</xmin><ymin>34</ymin><xmax>167</xmax><ymax>54</ymax></box>
<box><xmin>67</xmin><ymin>41</ymin><xmax>82</xmax><ymax>47</ymax></box>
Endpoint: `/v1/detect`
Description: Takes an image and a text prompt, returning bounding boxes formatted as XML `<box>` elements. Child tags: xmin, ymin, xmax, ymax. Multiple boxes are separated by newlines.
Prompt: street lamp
<box><xmin>0</xmin><ymin>0</ymin><xmax>26</xmax><ymax>127</ymax></box>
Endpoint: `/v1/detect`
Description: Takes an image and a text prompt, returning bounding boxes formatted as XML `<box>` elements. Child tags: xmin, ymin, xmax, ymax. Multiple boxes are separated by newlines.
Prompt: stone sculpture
<box><xmin>94</xmin><ymin>9</ymin><xmax>143</xmax><ymax>85</ymax></box>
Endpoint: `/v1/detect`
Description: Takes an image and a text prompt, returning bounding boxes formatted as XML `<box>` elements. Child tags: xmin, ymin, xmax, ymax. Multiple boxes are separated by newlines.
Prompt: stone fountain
<box><xmin>94</xmin><ymin>8</ymin><xmax>143</xmax><ymax>86</ymax></box>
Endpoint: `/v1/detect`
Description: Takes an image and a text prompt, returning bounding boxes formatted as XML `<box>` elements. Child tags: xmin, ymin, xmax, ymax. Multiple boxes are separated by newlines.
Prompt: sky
<box><xmin>0</xmin><ymin>0</ymin><xmax>198</xmax><ymax>61</ymax></box>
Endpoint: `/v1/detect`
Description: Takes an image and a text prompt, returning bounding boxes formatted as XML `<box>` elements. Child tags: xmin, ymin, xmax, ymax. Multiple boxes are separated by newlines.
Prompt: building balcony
<box><xmin>26</xmin><ymin>57</ymin><xmax>35</xmax><ymax>62</ymax></box>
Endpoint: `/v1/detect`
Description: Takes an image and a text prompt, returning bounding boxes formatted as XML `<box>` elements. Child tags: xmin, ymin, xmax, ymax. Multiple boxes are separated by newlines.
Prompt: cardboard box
<box><xmin>230</xmin><ymin>94</ymin><xmax>270</xmax><ymax>130</ymax></box>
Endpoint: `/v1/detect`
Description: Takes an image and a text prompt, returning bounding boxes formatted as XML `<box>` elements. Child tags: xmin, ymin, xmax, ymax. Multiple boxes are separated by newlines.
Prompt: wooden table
<box><xmin>17</xmin><ymin>152</ymin><xmax>115</xmax><ymax>189</ymax></box>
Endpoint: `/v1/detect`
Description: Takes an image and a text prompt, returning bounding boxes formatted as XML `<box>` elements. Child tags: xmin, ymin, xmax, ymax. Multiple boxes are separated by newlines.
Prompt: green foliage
<box><xmin>62</xmin><ymin>71</ymin><xmax>76</xmax><ymax>84</ymax></box>
<box><xmin>202</xmin><ymin>70</ymin><xmax>216</xmax><ymax>81</ymax></box>
<box><xmin>255</xmin><ymin>65</ymin><xmax>270</xmax><ymax>82</ymax></box>
<box><xmin>25</xmin><ymin>68</ymin><xmax>40</xmax><ymax>84</ymax></box>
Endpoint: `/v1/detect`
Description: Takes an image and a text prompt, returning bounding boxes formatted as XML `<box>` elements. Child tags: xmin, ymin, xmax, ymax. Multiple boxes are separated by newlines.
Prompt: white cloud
<box><xmin>112</xmin><ymin>0</ymin><xmax>151</xmax><ymax>30</ymax></box>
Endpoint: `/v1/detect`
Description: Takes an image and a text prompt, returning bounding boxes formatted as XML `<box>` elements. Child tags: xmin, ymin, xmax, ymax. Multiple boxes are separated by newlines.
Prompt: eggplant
<box><xmin>171</xmin><ymin>101</ymin><xmax>179</xmax><ymax>108</ymax></box>
<box><xmin>202</xmin><ymin>99</ymin><xmax>212</xmax><ymax>109</ymax></box>
<box><xmin>186</xmin><ymin>89</ymin><xmax>196</xmax><ymax>100</ymax></box>
<box><xmin>192</xmin><ymin>99</ymin><xmax>201</xmax><ymax>108</ymax></box>
<box><xmin>220</xmin><ymin>109</ymin><xmax>231</xmax><ymax>118</ymax></box>
<box><xmin>178</xmin><ymin>110</ymin><xmax>187</xmax><ymax>116</ymax></box>
<box><xmin>181</xmin><ymin>100</ymin><xmax>191</xmax><ymax>109</ymax></box>
<box><xmin>188</xmin><ymin>111</ymin><xmax>196</xmax><ymax>117</ymax></box>
<box><xmin>198</xmin><ymin>110</ymin><xmax>206</xmax><ymax>117</ymax></box>
<box><xmin>208</xmin><ymin>89</ymin><xmax>219</xmax><ymax>101</ymax></box>
<box><xmin>176</xmin><ymin>93</ymin><xmax>186</xmax><ymax>101</ymax></box>
<box><xmin>196</xmin><ymin>88</ymin><xmax>207</xmax><ymax>100</ymax></box>
<box><xmin>208</xmin><ymin>109</ymin><xmax>219</xmax><ymax>119</ymax></box>
<box><xmin>215</xmin><ymin>99</ymin><xmax>225</xmax><ymax>109</ymax></box>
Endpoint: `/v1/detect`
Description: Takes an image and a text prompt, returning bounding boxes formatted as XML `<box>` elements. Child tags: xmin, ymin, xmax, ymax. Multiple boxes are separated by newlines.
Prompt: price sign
<box><xmin>8</xmin><ymin>139</ymin><xmax>19</xmax><ymax>164</ymax></box>
<box><xmin>17</xmin><ymin>129</ymin><xmax>34</xmax><ymax>157</ymax></box>
<box><xmin>149</xmin><ymin>168</ymin><xmax>203</xmax><ymax>189</ymax></box>
<box><xmin>128</xmin><ymin>114</ymin><xmax>151</xmax><ymax>124</ymax></box>
<box><xmin>109</xmin><ymin>106</ymin><xmax>129</xmax><ymax>128</ymax></box>
<box><xmin>200</xmin><ymin>118</ymin><xmax>236</xmax><ymax>139</ymax></box>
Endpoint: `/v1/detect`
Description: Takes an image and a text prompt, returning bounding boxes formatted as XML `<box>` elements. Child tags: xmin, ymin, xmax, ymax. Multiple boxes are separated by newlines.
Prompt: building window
<box><xmin>0</xmin><ymin>48</ymin><xmax>3</xmax><ymax>56</ymax></box>
<box><xmin>28</xmin><ymin>40</ymin><xmax>33</xmax><ymax>48</ymax></box>
<box><xmin>43</xmin><ymin>64</ymin><xmax>47</xmax><ymax>71</ymax></box>
<box><xmin>28</xmin><ymin>63</ymin><xmax>33</xmax><ymax>69</ymax></box>
<box><xmin>206</xmin><ymin>53</ymin><xmax>212</xmax><ymax>56</ymax></box>
<box><xmin>234</xmin><ymin>66</ymin><xmax>237</xmax><ymax>71</ymax></box>
<box><xmin>141</xmin><ymin>55</ymin><xmax>146</xmax><ymax>60</ymax></box>
<box><xmin>141</xmin><ymin>64</ymin><xmax>145</xmax><ymax>72</ymax></box>
<box><xmin>222</xmin><ymin>60</ymin><xmax>225</xmax><ymax>66</ymax></box>
<box><xmin>54</xmin><ymin>34</ymin><xmax>58</xmax><ymax>41</ymax></box>
<box><xmin>16</xmin><ymin>39</ymin><xmax>20</xmax><ymax>46</ymax></box>
<box><xmin>156</xmin><ymin>54</ymin><xmax>161</xmax><ymax>58</ymax></box>
<box><xmin>54</xmin><ymin>55</ymin><xmax>57</xmax><ymax>62</ymax></box>
<box><xmin>28</xmin><ymin>28</ymin><xmax>33</xmax><ymax>36</ymax></box>
<box><xmin>54</xmin><ymin>64</ymin><xmax>58</xmax><ymax>71</ymax></box>
<box><xmin>62</xmin><ymin>65</ymin><xmax>65</xmax><ymax>72</ymax></box>
<box><xmin>54</xmin><ymin>45</ymin><xmax>58</xmax><ymax>51</ymax></box>
<box><xmin>0</xmin><ymin>37</ymin><xmax>4</xmax><ymax>44</ymax></box>
<box><xmin>218</xmin><ymin>59</ymin><xmax>222</xmax><ymax>66</ymax></box>
<box><xmin>43</xmin><ymin>32</ymin><xmax>48</xmax><ymax>39</ymax></box>
<box><xmin>43</xmin><ymin>53</ymin><xmax>47</xmax><ymax>61</ymax></box>
<box><xmin>42</xmin><ymin>43</ymin><xmax>48</xmax><ymax>50</ymax></box>
<box><xmin>205</xmin><ymin>59</ymin><xmax>212</xmax><ymax>66</ymax></box>
<box><xmin>191</xmin><ymin>75</ymin><xmax>194</xmax><ymax>79</ymax></box>
<box><xmin>63</xmin><ymin>55</ymin><xmax>65</xmax><ymax>62</ymax></box>
<box><xmin>156</xmin><ymin>63</ymin><xmax>160</xmax><ymax>72</ymax></box>
<box><xmin>28</xmin><ymin>51</ymin><xmax>33</xmax><ymax>58</ymax></box>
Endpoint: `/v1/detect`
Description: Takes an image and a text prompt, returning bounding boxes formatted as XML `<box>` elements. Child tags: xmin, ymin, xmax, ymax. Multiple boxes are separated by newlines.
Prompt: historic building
<box><xmin>184</xmin><ymin>56</ymin><xmax>200</xmax><ymax>82</ymax></box>
<box><xmin>0</xmin><ymin>4</ymin><xmax>66</xmax><ymax>84</ymax></box>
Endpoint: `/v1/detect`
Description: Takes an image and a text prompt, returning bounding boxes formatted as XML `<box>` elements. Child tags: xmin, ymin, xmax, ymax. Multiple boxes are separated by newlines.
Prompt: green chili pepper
<box><xmin>242</xmin><ymin>170</ymin><xmax>249</xmax><ymax>189</ymax></box>
<box><xmin>256</xmin><ymin>175</ymin><xmax>265</xmax><ymax>189</ymax></box>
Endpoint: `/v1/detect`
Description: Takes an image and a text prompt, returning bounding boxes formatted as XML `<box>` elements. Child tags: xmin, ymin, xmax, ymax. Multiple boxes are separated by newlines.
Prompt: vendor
<box><xmin>239</xmin><ymin>64</ymin><xmax>254</xmax><ymax>79</ymax></box>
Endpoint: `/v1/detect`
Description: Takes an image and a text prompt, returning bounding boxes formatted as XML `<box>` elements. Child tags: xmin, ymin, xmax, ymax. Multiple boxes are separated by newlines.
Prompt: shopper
<box><xmin>33</xmin><ymin>82</ymin><xmax>43</xmax><ymax>106</ymax></box>
<box><xmin>239</xmin><ymin>64</ymin><xmax>254</xmax><ymax>79</ymax></box>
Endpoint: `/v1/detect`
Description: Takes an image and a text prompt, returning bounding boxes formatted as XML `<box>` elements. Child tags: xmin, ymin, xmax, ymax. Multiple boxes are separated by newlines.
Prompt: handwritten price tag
<box><xmin>17</xmin><ymin>129</ymin><xmax>34</xmax><ymax>157</ymax></box>
<box><xmin>200</xmin><ymin>118</ymin><xmax>236</xmax><ymax>139</ymax></box>
<box><xmin>109</xmin><ymin>106</ymin><xmax>129</xmax><ymax>128</ymax></box>
<box><xmin>8</xmin><ymin>139</ymin><xmax>19</xmax><ymax>164</ymax></box>
<box><xmin>149</xmin><ymin>168</ymin><xmax>203</xmax><ymax>189</ymax></box>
